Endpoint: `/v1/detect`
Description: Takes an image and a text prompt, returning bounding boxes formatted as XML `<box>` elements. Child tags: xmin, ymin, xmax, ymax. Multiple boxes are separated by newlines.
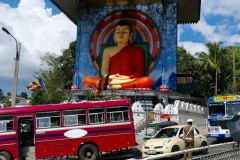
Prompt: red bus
<box><xmin>0</xmin><ymin>99</ymin><xmax>136</xmax><ymax>160</ymax></box>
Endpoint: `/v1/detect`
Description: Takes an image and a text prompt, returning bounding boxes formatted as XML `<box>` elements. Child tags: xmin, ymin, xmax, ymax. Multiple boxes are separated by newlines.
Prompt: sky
<box><xmin>0</xmin><ymin>0</ymin><xmax>77</xmax><ymax>96</ymax></box>
<box><xmin>0</xmin><ymin>0</ymin><xmax>239</xmax><ymax>97</ymax></box>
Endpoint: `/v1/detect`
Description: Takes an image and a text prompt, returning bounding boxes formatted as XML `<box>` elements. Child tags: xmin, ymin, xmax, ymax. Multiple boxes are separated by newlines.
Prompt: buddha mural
<box><xmin>82</xmin><ymin>20</ymin><xmax>154</xmax><ymax>91</ymax></box>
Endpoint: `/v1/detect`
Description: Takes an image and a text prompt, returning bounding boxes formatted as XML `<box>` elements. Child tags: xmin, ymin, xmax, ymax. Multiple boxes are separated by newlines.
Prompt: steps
<box><xmin>22</xmin><ymin>146</ymin><xmax>36</xmax><ymax>160</ymax></box>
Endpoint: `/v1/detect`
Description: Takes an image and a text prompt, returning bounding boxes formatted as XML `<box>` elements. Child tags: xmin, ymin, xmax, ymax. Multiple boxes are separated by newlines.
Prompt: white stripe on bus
<box><xmin>0</xmin><ymin>143</ymin><xmax>17</xmax><ymax>146</ymax></box>
<box><xmin>0</xmin><ymin>131</ymin><xmax>16</xmax><ymax>136</ymax></box>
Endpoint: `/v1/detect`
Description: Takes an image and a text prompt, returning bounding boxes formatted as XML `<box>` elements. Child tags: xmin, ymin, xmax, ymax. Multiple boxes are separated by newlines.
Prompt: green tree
<box><xmin>20</xmin><ymin>92</ymin><xmax>28</xmax><ymax>99</ymax></box>
<box><xmin>30</xmin><ymin>90</ymin><xmax>50</xmax><ymax>105</ymax></box>
<box><xmin>6</xmin><ymin>92</ymin><xmax>11</xmax><ymax>98</ymax></box>
<box><xmin>177</xmin><ymin>46</ymin><xmax>209</xmax><ymax>98</ymax></box>
<box><xmin>0</xmin><ymin>89</ymin><xmax>4</xmax><ymax>100</ymax></box>
<box><xmin>177</xmin><ymin>47</ymin><xmax>195</xmax><ymax>73</ymax></box>
<box><xmin>2</xmin><ymin>99</ymin><xmax>11</xmax><ymax>107</ymax></box>
<box><xmin>225</xmin><ymin>46</ymin><xmax>240</xmax><ymax>94</ymax></box>
<box><xmin>32</xmin><ymin>41</ymin><xmax>76</xmax><ymax>104</ymax></box>
<box><xmin>0</xmin><ymin>89</ymin><xmax>11</xmax><ymax>107</ymax></box>
<box><xmin>196</xmin><ymin>42</ymin><xmax>224</xmax><ymax>96</ymax></box>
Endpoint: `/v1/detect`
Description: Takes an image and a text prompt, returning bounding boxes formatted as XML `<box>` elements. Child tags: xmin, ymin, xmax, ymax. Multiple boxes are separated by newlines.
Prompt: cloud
<box><xmin>178</xmin><ymin>0</ymin><xmax>240</xmax><ymax>55</ymax></box>
<box><xmin>0</xmin><ymin>0</ymin><xmax>77</xmax><ymax>95</ymax></box>
<box><xmin>201</xmin><ymin>0</ymin><xmax>240</xmax><ymax>19</ymax></box>
<box><xmin>178</xmin><ymin>42</ymin><xmax>208</xmax><ymax>56</ymax></box>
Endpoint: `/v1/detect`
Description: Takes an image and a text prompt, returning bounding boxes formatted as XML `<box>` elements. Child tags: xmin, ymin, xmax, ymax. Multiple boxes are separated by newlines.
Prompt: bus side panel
<box><xmin>35</xmin><ymin>129</ymin><xmax>77</xmax><ymax>159</ymax></box>
<box><xmin>98</xmin><ymin>123</ymin><xmax>136</xmax><ymax>151</ymax></box>
<box><xmin>35</xmin><ymin>123</ymin><xmax>136</xmax><ymax>159</ymax></box>
<box><xmin>0</xmin><ymin>132</ymin><xmax>18</xmax><ymax>159</ymax></box>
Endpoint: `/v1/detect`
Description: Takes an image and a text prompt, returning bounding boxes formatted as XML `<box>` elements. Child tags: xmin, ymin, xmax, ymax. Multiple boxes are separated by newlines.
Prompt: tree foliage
<box><xmin>19</xmin><ymin>92</ymin><xmax>28</xmax><ymax>99</ymax></box>
<box><xmin>30</xmin><ymin>90</ymin><xmax>50</xmax><ymax>105</ymax></box>
<box><xmin>196</xmin><ymin>42</ymin><xmax>224</xmax><ymax>96</ymax></box>
<box><xmin>0</xmin><ymin>89</ymin><xmax>11</xmax><ymax>107</ymax></box>
<box><xmin>178</xmin><ymin>43</ymin><xmax>240</xmax><ymax>98</ymax></box>
<box><xmin>31</xmin><ymin>41</ymin><xmax>76</xmax><ymax>104</ymax></box>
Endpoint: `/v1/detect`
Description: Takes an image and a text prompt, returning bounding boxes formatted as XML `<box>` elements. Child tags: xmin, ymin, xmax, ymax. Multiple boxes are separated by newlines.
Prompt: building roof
<box><xmin>51</xmin><ymin>0</ymin><xmax>201</xmax><ymax>25</ymax></box>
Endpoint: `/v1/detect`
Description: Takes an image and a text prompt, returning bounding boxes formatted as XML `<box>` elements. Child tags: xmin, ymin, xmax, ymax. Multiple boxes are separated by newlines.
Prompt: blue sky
<box><xmin>0</xmin><ymin>0</ymin><xmax>59</xmax><ymax>14</ymax></box>
<box><xmin>178</xmin><ymin>0</ymin><xmax>240</xmax><ymax>53</ymax></box>
<box><xmin>0</xmin><ymin>0</ymin><xmax>239</xmax><ymax>97</ymax></box>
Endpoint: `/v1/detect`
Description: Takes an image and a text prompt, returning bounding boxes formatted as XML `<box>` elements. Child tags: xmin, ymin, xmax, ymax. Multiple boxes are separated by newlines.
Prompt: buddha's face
<box><xmin>114</xmin><ymin>25</ymin><xmax>133</xmax><ymax>44</ymax></box>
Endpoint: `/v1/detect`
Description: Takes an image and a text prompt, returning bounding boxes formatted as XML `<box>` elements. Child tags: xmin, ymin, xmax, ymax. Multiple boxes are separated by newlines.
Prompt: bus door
<box><xmin>16</xmin><ymin>115</ymin><xmax>35</xmax><ymax>160</ymax></box>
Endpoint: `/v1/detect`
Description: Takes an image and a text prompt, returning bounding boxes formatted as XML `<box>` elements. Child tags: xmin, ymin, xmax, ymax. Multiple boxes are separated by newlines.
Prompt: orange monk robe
<box><xmin>110</xmin><ymin>45</ymin><xmax>144</xmax><ymax>78</ymax></box>
<box><xmin>82</xmin><ymin>45</ymin><xmax>153</xmax><ymax>89</ymax></box>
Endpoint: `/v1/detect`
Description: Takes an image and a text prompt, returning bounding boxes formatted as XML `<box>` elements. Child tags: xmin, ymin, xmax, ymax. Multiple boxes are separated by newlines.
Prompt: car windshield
<box><xmin>145</xmin><ymin>126</ymin><xmax>157</xmax><ymax>136</ymax></box>
<box><xmin>154</xmin><ymin>128</ymin><xmax>179</xmax><ymax>138</ymax></box>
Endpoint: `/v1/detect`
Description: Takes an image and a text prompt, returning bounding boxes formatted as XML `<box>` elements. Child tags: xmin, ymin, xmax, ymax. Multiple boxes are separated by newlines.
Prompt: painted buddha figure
<box><xmin>82</xmin><ymin>20</ymin><xmax>153</xmax><ymax>90</ymax></box>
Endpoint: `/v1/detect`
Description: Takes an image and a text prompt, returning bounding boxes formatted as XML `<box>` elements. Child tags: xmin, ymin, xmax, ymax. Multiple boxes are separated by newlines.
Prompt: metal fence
<box><xmin>135</xmin><ymin>142</ymin><xmax>240</xmax><ymax>160</ymax></box>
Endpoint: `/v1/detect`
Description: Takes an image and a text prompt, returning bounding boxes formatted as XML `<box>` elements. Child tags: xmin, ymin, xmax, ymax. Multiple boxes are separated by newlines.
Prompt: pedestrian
<box><xmin>182</xmin><ymin>119</ymin><xmax>198</xmax><ymax>160</ymax></box>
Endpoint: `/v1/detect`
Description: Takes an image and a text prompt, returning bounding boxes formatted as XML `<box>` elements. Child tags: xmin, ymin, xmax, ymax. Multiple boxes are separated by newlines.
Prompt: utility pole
<box><xmin>11</xmin><ymin>43</ymin><xmax>21</xmax><ymax>107</ymax></box>
<box><xmin>2</xmin><ymin>27</ymin><xmax>21</xmax><ymax>107</ymax></box>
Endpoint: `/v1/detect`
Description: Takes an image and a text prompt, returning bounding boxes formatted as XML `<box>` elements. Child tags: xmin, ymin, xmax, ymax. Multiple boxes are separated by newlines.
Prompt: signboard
<box><xmin>214</xmin><ymin>96</ymin><xmax>237</xmax><ymax>101</ymax></box>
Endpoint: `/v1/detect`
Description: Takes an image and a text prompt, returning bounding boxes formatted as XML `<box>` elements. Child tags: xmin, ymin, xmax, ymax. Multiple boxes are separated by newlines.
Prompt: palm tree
<box><xmin>196</xmin><ymin>42</ymin><xmax>224</xmax><ymax>96</ymax></box>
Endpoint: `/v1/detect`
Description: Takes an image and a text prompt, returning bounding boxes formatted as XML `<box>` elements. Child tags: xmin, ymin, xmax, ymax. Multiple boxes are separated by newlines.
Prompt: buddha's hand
<box><xmin>109</xmin><ymin>74</ymin><xmax>135</xmax><ymax>85</ymax></box>
<box><xmin>109</xmin><ymin>74</ymin><xmax>130</xmax><ymax>80</ymax></box>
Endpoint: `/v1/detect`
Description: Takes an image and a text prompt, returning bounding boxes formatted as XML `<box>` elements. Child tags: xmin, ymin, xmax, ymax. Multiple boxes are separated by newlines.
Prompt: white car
<box><xmin>141</xmin><ymin>125</ymin><xmax>208</xmax><ymax>159</ymax></box>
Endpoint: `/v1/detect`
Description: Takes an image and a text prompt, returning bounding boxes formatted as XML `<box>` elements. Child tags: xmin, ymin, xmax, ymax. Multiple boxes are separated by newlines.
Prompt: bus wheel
<box><xmin>78</xmin><ymin>144</ymin><xmax>99</xmax><ymax>160</ymax></box>
<box><xmin>0</xmin><ymin>151</ymin><xmax>12</xmax><ymax>160</ymax></box>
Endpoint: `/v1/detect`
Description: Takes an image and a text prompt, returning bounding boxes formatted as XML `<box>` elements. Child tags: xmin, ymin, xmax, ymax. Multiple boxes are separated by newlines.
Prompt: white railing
<box><xmin>127</xmin><ymin>142</ymin><xmax>239</xmax><ymax>160</ymax></box>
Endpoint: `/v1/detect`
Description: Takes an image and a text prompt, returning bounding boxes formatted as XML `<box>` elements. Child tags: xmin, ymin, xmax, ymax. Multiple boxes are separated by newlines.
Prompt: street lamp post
<box><xmin>2</xmin><ymin>27</ymin><xmax>21</xmax><ymax>107</ymax></box>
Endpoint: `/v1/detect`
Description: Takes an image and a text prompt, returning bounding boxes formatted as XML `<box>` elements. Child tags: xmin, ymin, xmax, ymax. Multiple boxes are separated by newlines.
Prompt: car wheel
<box><xmin>200</xmin><ymin>141</ymin><xmax>208</xmax><ymax>154</ymax></box>
<box><xmin>0</xmin><ymin>151</ymin><xmax>12</xmax><ymax>160</ymax></box>
<box><xmin>171</xmin><ymin>145</ymin><xmax>180</xmax><ymax>160</ymax></box>
<box><xmin>78</xmin><ymin>144</ymin><xmax>99</xmax><ymax>160</ymax></box>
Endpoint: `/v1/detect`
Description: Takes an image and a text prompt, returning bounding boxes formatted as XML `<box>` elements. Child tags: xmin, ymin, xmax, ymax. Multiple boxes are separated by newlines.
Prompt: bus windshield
<box><xmin>209</xmin><ymin>102</ymin><xmax>225</xmax><ymax>116</ymax></box>
<box><xmin>226</xmin><ymin>101</ymin><xmax>240</xmax><ymax>116</ymax></box>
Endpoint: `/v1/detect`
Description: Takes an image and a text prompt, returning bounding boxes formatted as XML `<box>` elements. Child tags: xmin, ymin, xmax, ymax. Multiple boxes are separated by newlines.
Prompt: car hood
<box><xmin>144</xmin><ymin>138</ymin><xmax>173</xmax><ymax>146</ymax></box>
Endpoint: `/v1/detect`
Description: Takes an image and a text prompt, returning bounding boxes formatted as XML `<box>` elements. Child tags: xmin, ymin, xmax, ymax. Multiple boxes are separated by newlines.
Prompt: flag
<box><xmin>27</xmin><ymin>78</ymin><xmax>47</xmax><ymax>92</ymax></box>
<box><xmin>38</xmin><ymin>78</ymin><xmax>47</xmax><ymax>92</ymax></box>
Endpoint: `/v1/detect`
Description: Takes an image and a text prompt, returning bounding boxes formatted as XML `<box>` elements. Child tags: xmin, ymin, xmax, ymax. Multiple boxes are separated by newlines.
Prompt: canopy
<box><xmin>51</xmin><ymin>0</ymin><xmax>201</xmax><ymax>25</ymax></box>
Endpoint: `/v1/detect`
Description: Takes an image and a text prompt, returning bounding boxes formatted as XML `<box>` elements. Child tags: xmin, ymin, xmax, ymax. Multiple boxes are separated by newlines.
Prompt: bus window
<box><xmin>89</xmin><ymin>108</ymin><xmax>104</xmax><ymax>124</ymax></box>
<box><xmin>226</xmin><ymin>102</ymin><xmax>240</xmax><ymax>116</ymax></box>
<box><xmin>37</xmin><ymin>117</ymin><xmax>50</xmax><ymax>128</ymax></box>
<box><xmin>209</xmin><ymin>103</ymin><xmax>225</xmax><ymax>116</ymax></box>
<box><xmin>0</xmin><ymin>121</ymin><xmax>6</xmax><ymax>131</ymax></box>
<box><xmin>63</xmin><ymin>109</ymin><xmax>86</xmax><ymax>126</ymax></box>
<box><xmin>36</xmin><ymin>111</ymin><xmax>60</xmax><ymax>128</ymax></box>
<box><xmin>107</xmin><ymin>106</ymin><xmax>129</xmax><ymax>122</ymax></box>
<box><xmin>0</xmin><ymin>115</ymin><xmax>13</xmax><ymax>132</ymax></box>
